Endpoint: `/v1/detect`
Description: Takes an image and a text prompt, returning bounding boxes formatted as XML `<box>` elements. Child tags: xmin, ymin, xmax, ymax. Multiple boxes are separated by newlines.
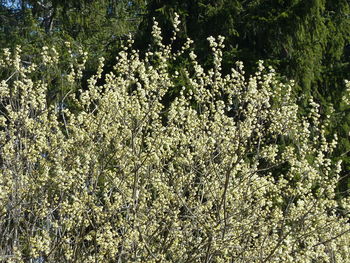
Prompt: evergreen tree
<box><xmin>136</xmin><ymin>0</ymin><xmax>349</xmax><ymax>93</ymax></box>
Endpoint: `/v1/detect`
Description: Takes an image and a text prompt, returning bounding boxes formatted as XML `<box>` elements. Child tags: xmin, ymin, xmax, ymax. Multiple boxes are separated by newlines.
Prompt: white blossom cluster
<box><xmin>0</xmin><ymin>17</ymin><xmax>349</xmax><ymax>263</ymax></box>
<box><xmin>343</xmin><ymin>80</ymin><xmax>350</xmax><ymax>105</ymax></box>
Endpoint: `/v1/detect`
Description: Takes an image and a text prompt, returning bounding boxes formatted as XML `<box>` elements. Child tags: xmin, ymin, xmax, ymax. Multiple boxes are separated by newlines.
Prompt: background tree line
<box><xmin>1</xmin><ymin>0</ymin><xmax>349</xmax><ymax>190</ymax></box>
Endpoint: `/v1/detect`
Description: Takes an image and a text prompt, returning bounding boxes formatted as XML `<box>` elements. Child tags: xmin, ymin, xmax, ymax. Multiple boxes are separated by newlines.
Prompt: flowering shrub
<box><xmin>0</xmin><ymin>16</ymin><xmax>349</xmax><ymax>262</ymax></box>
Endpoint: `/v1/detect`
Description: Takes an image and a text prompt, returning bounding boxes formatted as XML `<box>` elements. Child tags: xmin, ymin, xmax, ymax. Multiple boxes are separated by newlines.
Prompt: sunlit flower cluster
<box><xmin>343</xmin><ymin>80</ymin><xmax>350</xmax><ymax>105</ymax></box>
<box><xmin>0</xmin><ymin>16</ymin><xmax>349</xmax><ymax>262</ymax></box>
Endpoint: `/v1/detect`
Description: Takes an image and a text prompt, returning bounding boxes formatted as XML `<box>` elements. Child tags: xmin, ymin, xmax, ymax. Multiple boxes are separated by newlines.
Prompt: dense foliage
<box><xmin>0</xmin><ymin>18</ymin><xmax>349</xmax><ymax>262</ymax></box>
<box><xmin>135</xmin><ymin>0</ymin><xmax>350</xmax><ymax>186</ymax></box>
<box><xmin>0</xmin><ymin>0</ymin><xmax>146</xmax><ymax>103</ymax></box>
